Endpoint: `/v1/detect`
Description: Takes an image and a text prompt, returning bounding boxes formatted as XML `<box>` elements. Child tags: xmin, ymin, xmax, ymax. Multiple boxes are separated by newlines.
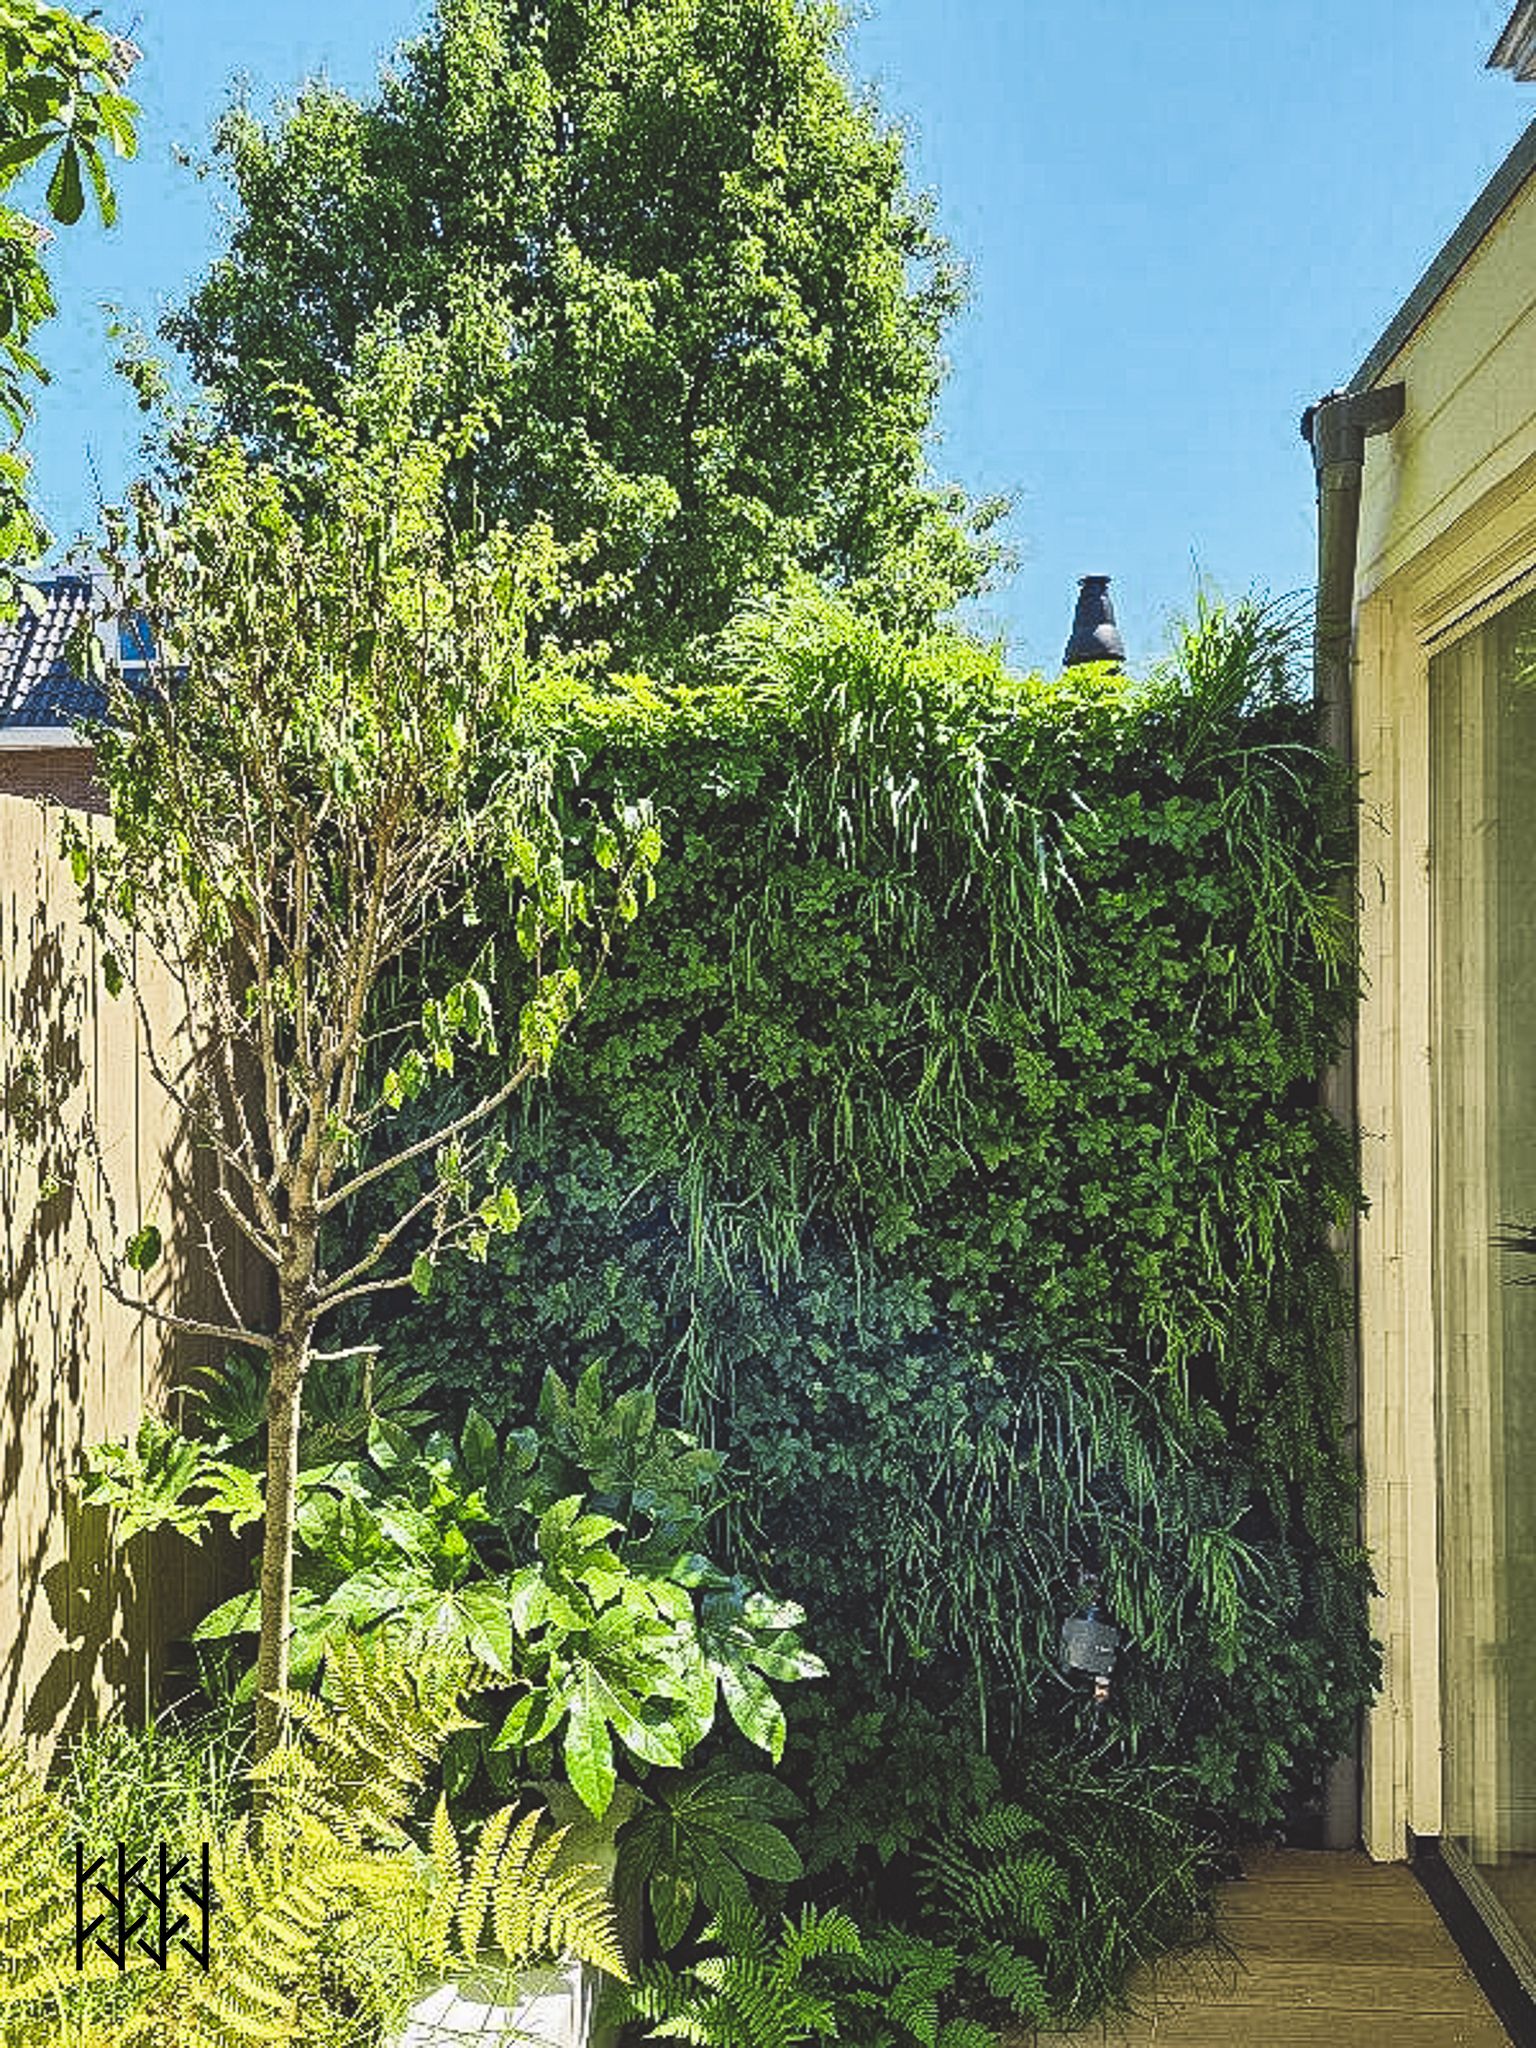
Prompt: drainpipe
<box><xmin>1299</xmin><ymin>381</ymin><xmax>1404</xmax><ymax>1851</ymax></box>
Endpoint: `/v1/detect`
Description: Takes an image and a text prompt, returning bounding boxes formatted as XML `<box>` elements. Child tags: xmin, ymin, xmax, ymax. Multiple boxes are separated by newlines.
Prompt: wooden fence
<box><xmin>0</xmin><ymin>790</ymin><xmax>263</xmax><ymax>1759</ymax></box>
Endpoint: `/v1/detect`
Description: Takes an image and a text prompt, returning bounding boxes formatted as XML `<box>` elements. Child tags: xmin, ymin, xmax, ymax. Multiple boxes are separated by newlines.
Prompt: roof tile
<box><xmin>0</xmin><ymin>576</ymin><xmax>106</xmax><ymax>732</ymax></box>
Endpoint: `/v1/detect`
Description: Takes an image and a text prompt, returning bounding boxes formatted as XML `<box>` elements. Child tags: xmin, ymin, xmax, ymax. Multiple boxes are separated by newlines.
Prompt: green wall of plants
<box><xmin>351</xmin><ymin>591</ymin><xmax>1378</xmax><ymax>1839</ymax></box>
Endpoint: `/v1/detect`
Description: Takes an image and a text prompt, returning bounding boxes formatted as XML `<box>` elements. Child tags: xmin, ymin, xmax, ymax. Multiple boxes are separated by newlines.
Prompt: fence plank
<box><xmin>0</xmin><ymin>790</ymin><xmax>261</xmax><ymax>1758</ymax></box>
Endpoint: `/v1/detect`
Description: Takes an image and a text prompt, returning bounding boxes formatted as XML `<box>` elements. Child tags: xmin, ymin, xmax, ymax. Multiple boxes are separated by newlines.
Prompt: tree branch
<box><xmin>109</xmin><ymin>1295</ymin><xmax>274</xmax><ymax>1350</ymax></box>
<box><xmin>214</xmin><ymin>1173</ymin><xmax>281</xmax><ymax>1269</ymax></box>
<box><xmin>311</xmin><ymin>1271</ymin><xmax>418</xmax><ymax>1316</ymax></box>
<box><xmin>318</xmin><ymin>1051</ymin><xmax>541</xmax><ymax>1215</ymax></box>
<box><xmin>197</xmin><ymin>1214</ymin><xmax>251</xmax><ymax>1335</ymax></box>
<box><xmin>319</xmin><ymin>1175</ymin><xmax>445</xmax><ymax>1300</ymax></box>
<box><xmin>70</xmin><ymin>1130</ymin><xmax>275</xmax><ymax>1353</ymax></box>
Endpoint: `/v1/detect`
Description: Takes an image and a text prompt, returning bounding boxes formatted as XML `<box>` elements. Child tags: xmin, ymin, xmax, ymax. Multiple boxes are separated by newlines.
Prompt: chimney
<box><xmin>1063</xmin><ymin>575</ymin><xmax>1125</xmax><ymax>669</ymax></box>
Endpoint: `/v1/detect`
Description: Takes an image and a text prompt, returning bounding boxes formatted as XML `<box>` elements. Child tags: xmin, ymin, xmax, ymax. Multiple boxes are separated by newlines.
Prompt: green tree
<box><xmin>0</xmin><ymin>0</ymin><xmax>138</xmax><ymax>566</ymax></box>
<box><xmin>65</xmin><ymin>330</ymin><xmax>660</xmax><ymax>1769</ymax></box>
<box><xmin>164</xmin><ymin>0</ymin><xmax>1005</xmax><ymax>668</ymax></box>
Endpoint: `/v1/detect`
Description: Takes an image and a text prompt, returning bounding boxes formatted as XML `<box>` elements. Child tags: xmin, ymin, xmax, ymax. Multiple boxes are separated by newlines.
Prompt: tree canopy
<box><xmin>166</xmin><ymin>0</ymin><xmax>1006</xmax><ymax>668</ymax></box>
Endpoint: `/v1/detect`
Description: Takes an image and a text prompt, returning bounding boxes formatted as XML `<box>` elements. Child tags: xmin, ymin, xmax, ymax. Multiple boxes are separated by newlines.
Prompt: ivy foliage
<box><xmin>346</xmin><ymin>589</ymin><xmax>1378</xmax><ymax>1833</ymax></box>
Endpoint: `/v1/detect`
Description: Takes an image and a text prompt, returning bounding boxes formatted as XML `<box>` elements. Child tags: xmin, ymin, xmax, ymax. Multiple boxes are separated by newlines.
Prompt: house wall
<box><xmin>0</xmin><ymin>792</ymin><xmax>262</xmax><ymax>1760</ymax></box>
<box><xmin>1352</xmin><ymin>160</ymin><xmax>1536</xmax><ymax>1858</ymax></box>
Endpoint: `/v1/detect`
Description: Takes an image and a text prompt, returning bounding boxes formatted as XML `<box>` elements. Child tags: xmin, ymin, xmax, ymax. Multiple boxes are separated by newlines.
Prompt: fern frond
<box><xmin>0</xmin><ymin>1639</ymin><xmax>622</xmax><ymax>2048</ymax></box>
<box><xmin>935</xmin><ymin>2022</ymin><xmax>999</xmax><ymax>2048</ymax></box>
<box><xmin>612</xmin><ymin>1900</ymin><xmax>857</xmax><ymax>2047</ymax></box>
<box><xmin>771</xmin><ymin>1900</ymin><xmax>862</xmax><ymax>1977</ymax></box>
<box><xmin>0</xmin><ymin>1748</ymin><xmax>74</xmax><ymax>2014</ymax></box>
<box><xmin>252</xmin><ymin>1635</ymin><xmax>481</xmax><ymax>1851</ymax></box>
<box><xmin>0</xmin><ymin>1748</ymin><xmax>142</xmax><ymax>2032</ymax></box>
<box><xmin>137</xmin><ymin>1811</ymin><xmax>373</xmax><ymax>2047</ymax></box>
<box><xmin>453</xmin><ymin>1803</ymin><xmax>522</xmax><ymax>1962</ymax></box>
<box><xmin>917</xmin><ymin>1803</ymin><xmax>1066</xmax><ymax>1943</ymax></box>
<box><xmin>419</xmin><ymin>1792</ymin><xmax>463</xmax><ymax>1966</ymax></box>
<box><xmin>961</xmin><ymin>1804</ymin><xmax>1038</xmax><ymax>1855</ymax></box>
<box><xmin>974</xmin><ymin>1939</ymin><xmax>1049</xmax><ymax>2021</ymax></box>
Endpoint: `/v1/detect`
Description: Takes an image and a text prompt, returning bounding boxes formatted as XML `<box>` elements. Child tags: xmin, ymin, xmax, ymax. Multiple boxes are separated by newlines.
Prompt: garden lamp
<box><xmin>1061</xmin><ymin>1581</ymin><xmax>1121</xmax><ymax>1706</ymax></box>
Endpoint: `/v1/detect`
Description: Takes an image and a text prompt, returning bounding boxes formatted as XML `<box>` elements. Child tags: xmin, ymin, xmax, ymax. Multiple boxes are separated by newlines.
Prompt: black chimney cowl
<box><xmin>1063</xmin><ymin>575</ymin><xmax>1125</xmax><ymax>669</ymax></box>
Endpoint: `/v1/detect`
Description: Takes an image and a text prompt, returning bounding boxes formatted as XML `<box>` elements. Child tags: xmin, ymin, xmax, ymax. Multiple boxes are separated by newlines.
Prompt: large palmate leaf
<box><xmin>617</xmin><ymin>1759</ymin><xmax>805</xmax><ymax>1950</ymax></box>
<box><xmin>697</xmin><ymin>1581</ymin><xmax>828</xmax><ymax>1761</ymax></box>
<box><xmin>79</xmin><ymin>1415</ymin><xmax>263</xmax><ymax>1539</ymax></box>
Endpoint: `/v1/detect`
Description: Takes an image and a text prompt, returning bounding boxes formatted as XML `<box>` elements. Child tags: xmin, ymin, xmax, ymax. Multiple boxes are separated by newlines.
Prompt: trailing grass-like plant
<box><xmin>979</xmin><ymin>1754</ymin><xmax>1211</xmax><ymax>2028</ymax></box>
<box><xmin>50</xmin><ymin>1695</ymin><xmax>252</xmax><ymax>1875</ymax></box>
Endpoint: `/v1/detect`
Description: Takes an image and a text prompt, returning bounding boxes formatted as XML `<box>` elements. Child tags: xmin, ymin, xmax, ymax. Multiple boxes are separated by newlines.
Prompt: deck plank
<box><xmin>1020</xmin><ymin>1848</ymin><xmax>1512</xmax><ymax>2047</ymax></box>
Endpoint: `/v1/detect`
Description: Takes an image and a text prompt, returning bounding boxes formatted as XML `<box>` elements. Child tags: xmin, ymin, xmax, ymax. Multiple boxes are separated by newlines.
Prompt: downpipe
<box><xmin>1299</xmin><ymin>381</ymin><xmax>1404</xmax><ymax>1851</ymax></box>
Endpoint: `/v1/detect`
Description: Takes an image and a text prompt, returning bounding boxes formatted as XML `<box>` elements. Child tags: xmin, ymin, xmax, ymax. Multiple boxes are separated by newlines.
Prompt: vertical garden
<box><xmin>330</xmin><ymin>587</ymin><xmax>1379</xmax><ymax>2004</ymax></box>
<box><xmin>19</xmin><ymin>578</ymin><xmax>1382</xmax><ymax>2045</ymax></box>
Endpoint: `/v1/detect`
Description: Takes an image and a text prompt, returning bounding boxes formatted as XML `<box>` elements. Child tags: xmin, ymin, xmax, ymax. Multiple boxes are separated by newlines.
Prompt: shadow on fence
<box><xmin>1</xmin><ymin>795</ymin><xmax>263</xmax><ymax>1756</ymax></box>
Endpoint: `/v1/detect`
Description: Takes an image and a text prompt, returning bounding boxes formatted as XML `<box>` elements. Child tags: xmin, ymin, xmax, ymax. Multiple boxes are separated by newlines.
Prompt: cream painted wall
<box><xmin>1357</xmin><ymin>168</ymin><xmax>1536</xmax><ymax>616</ymax></box>
<box><xmin>1351</xmin><ymin>156</ymin><xmax>1536</xmax><ymax>1860</ymax></box>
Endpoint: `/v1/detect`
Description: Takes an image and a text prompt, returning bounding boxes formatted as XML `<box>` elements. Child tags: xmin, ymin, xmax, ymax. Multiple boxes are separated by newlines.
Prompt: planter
<box><xmin>387</xmin><ymin>1956</ymin><xmax>596</xmax><ymax>2048</ymax></box>
<box><xmin>386</xmin><ymin>1781</ymin><xmax>634</xmax><ymax>2048</ymax></box>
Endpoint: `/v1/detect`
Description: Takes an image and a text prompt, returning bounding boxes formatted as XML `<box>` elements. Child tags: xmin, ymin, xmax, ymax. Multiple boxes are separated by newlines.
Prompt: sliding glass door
<box><xmin>1433</xmin><ymin>586</ymin><xmax>1536</xmax><ymax>1976</ymax></box>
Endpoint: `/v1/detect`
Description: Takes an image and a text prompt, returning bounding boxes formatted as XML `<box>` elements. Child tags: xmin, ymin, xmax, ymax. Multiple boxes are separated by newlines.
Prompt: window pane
<box><xmin>1433</xmin><ymin>586</ymin><xmax>1536</xmax><ymax>1974</ymax></box>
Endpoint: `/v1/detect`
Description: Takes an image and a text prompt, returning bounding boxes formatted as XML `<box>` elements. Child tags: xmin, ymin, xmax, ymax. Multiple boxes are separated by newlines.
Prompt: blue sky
<box><xmin>21</xmin><ymin>0</ymin><xmax>1536</xmax><ymax>673</ymax></box>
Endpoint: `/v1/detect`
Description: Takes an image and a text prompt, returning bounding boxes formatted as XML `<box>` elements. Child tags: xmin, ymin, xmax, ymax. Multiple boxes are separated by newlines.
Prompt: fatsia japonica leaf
<box><xmin>78</xmin><ymin>1415</ymin><xmax>263</xmax><ymax>1539</ymax></box>
<box><xmin>698</xmin><ymin>1580</ymin><xmax>828</xmax><ymax>1759</ymax></box>
<box><xmin>617</xmin><ymin>1759</ymin><xmax>806</xmax><ymax>1951</ymax></box>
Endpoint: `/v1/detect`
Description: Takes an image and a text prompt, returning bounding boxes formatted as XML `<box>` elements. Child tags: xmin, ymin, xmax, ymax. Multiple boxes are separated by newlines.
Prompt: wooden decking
<box><xmin>1030</xmin><ymin>1848</ymin><xmax>1512</xmax><ymax>2047</ymax></box>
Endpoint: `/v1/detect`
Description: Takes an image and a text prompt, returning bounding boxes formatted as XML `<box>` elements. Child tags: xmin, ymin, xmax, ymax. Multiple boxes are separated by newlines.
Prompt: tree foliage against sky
<box><xmin>166</xmin><ymin>0</ymin><xmax>1006</xmax><ymax>667</ymax></box>
<box><xmin>0</xmin><ymin>0</ymin><xmax>136</xmax><ymax>565</ymax></box>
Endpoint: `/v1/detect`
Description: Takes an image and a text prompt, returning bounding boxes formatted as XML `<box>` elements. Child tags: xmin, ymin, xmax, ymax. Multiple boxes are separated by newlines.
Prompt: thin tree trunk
<box><xmin>253</xmin><ymin>1321</ymin><xmax>311</xmax><ymax>1776</ymax></box>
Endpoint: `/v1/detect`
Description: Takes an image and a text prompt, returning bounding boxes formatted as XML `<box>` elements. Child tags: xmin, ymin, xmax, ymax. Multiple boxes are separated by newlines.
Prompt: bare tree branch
<box><xmin>198</xmin><ymin>1215</ymin><xmax>250</xmax><ymax>1334</ymax></box>
<box><xmin>214</xmin><ymin>1174</ymin><xmax>281</xmax><ymax>1269</ymax></box>
<box><xmin>319</xmin><ymin>1175</ymin><xmax>445</xmax><ymax>1300</ymax></box>
<box><xmin>319</xmin><ymin>1050</ymin><xmax>542</xmax><ymax>1216</ymax></box>
<box><xmin>70</xmin><ymin>1123</ymin><xmax>275</xmax><ymax>1353</ymax></box>
<box><xmin>110</xmin><ymin>1295</ymin><xmax>274</xmax><ymax>1350</ymax></box>
<box><xmin>312</xmin><ymin>1272</ymin><xmax>418</xmax><ymax>1317</ymax></box>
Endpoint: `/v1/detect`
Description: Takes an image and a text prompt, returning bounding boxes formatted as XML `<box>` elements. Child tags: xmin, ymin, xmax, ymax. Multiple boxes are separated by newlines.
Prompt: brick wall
<box><xmin>0</xmin><ymin>746</ymin><xmax>106</xmax><ymax>815</ymax></box>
